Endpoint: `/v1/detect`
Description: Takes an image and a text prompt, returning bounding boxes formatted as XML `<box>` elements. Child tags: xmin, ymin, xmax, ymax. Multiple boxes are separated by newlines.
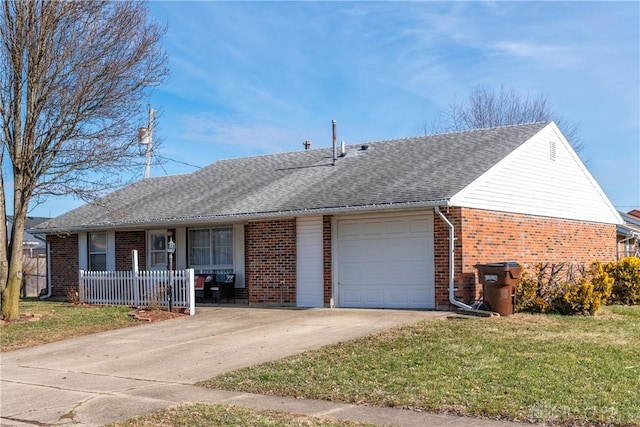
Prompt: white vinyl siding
<box><xmin>296</xmin><ymin>216</ymin><xmax>324</xmax><ymax>308</ymax></box>
<box><xmin>106</xmin><ymin>232</ymin><xmax>115</xmax><ymax>271</ymax></box>
<box><xmin>175</xmin><ymin>228</ymin><xmax>187</xmax><ymax>269</ymax></box>
<box><xmin>451</xmin><ymin>123</ymin><xmax>621</xmax><ymax>224</ymax></box>
<box><xmin>233</xmin><ymin>224</ymin><xmax>245</xmax><ymax>288</ymax></box>
<box><xmin>78</xmin><ymin>232</ymin><xmax>88</xmax><ymax>271</ymax></box>
<box><xmin>335</xmin><ymin>212</ymin><xmax>434</xmax><ymax>309</ymax></box>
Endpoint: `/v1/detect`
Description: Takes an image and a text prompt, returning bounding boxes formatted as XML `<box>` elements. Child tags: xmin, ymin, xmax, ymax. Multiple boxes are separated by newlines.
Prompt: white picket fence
<box><xmin>78</xmin><ymin>269</ymin><xmax>195</xmax><ymax>315</ymax></box>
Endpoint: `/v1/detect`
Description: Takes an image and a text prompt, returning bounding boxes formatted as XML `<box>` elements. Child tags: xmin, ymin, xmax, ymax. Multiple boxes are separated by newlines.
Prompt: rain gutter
<box><xmin>32</xmin><ymin>199</ymin><xmax>451</xmax><ymax>234</ymax></box>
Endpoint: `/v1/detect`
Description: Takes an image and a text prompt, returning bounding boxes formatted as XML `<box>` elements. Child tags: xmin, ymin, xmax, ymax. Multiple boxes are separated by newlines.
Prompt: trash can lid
<box><xmin>475</xmin><ymin>261</ymin><xmax>520</xmax><ymax>268</ymax></box>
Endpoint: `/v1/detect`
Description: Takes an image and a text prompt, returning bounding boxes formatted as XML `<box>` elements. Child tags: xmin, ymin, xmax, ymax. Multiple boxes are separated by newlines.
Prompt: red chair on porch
<box><xmin>194</xmin><ymin>275</ymin><xmax>206</xmax><ymax>303</ymax></box>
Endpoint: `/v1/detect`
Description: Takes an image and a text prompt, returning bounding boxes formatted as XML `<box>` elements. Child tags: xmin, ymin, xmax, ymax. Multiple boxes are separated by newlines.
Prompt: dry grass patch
<box><xmin>107</xmin><ymin>403</ymin><xmax>375</xmax><ymax>427</ymax></box>
<box><xmin>1</xmin><ymin>300</ymin><xmax>142</xmax><ymax>351</ymax></box>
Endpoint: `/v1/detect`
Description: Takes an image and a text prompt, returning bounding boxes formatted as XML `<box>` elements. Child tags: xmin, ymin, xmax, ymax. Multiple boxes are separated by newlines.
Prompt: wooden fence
<box><xmin>78</xmin><ymin>269</ymin><xmax>195</xmax><ymax>315</ymax></box>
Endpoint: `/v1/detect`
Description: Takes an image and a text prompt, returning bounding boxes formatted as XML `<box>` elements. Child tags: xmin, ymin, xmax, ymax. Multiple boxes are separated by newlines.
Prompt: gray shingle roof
<box><xmin>36</xmin><ymin>122</ymin><xmax>549</xmax><ymax>231</ymax></box>
<box><xmin>8</xmin><ymin>216</ymin><xmax>50</xmax><ymax>243</ymax></box>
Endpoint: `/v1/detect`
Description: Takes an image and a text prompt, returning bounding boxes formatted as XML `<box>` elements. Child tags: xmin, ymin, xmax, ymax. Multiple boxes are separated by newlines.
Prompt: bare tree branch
<box><xmin>1</xmin><ymin>0</ymin><xmax>168</xmax><ymax>320</ymax></box>
<box><xmin>429</xmin><ymin>85</ymin><xmax>582</xmax><ymax>151</ymax></box>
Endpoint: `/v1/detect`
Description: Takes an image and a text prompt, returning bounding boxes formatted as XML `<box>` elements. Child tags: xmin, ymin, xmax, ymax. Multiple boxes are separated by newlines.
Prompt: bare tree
<box><xmin>426</xmin><ymin>85</ymin><xmax>581</xmax><ymax>151</ymax></box>
<box><xmin>0</xmin><ymin>0</ymin><xmax>168</xmax><ymax>321</ymax></box>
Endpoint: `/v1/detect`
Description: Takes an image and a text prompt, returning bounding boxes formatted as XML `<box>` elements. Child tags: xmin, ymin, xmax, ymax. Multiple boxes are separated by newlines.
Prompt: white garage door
<box><xmin>337</xmin><ymin>213</ymin><xmax>434</xmax><ymax>309</ymax></box>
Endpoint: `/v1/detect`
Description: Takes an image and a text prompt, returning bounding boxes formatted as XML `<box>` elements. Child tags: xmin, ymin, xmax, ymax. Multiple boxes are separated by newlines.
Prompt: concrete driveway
<box><xmin>1</xmin><ymin>307</ymin><xmax>448</xmax><ymax>426</ymax></box>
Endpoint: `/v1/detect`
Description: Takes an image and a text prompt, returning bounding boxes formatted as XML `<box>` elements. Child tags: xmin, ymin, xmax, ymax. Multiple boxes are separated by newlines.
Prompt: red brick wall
<box><xmin>323</xmin><ymin>215</ymin><xmax>332</xmax><ymax>306</ymax></box>
<box><xmin>115</xmin><ymin>231</ymin><xmax>146</xmax><ymax>271</ymax></box>
<box><xmin>434</xmin><ymin>207</ymin><xmax>618</xmax><ymax>308</ymax></box>
<box><xmin>245</xmin><ymin>219</ymin><xmax>297</xmax><ymax>305</ymax></box>
<box><xmin>47</xmin><ymin>234</ymin><xmax>79</xmax><ymax>298</ymax></box>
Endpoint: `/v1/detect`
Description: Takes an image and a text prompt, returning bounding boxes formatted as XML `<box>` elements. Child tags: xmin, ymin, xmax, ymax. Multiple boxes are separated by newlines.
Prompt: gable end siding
<box><xmin>451</xmin><ymin>123</ymin><xmax>620</xmax><ymax>224</ymax></box>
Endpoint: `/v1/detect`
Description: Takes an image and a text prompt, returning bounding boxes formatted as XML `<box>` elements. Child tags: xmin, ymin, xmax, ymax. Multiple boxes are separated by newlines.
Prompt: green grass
<box><xmin>107</xmin><ymin>403</ymin><xmax>375</xmax><ymax>427</ymax></box>
<box><xmin>200</xmin><ymin>306</ymin><xmax>640</xmax><ymax>426</ymax></box>
<box><xmin>1</xmin><ymin>299</ymin><xmax>140</xmax><ymax>351</ymax></box>
<box><xmin>4</xmin><ymin>301</ymin><xmax>639</xmax><ymax>426</ymax></box>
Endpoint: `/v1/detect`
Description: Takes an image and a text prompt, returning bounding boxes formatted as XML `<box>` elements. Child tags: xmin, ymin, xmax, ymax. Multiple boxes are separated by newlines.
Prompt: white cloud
<box><xmin>180</xmin><ymin>113</ymin><xmax>301</xmax><ymax>155</ymax></box>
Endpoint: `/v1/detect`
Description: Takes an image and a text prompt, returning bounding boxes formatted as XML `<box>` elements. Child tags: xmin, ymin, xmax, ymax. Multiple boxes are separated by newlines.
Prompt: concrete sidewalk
<box><xmin>1</xmin><ymin>307</ymin><xmax>530</xmax><ymax>426</ymax></box>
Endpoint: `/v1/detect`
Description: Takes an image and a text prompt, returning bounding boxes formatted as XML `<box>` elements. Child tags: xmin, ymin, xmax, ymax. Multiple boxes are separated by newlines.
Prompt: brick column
<box><xmin>245</xmin><ymin>219</ymin><xmax>297</xmax><ymax>305</ymax></box>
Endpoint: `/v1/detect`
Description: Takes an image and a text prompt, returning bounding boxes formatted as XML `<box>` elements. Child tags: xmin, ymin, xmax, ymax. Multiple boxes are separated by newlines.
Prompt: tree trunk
<box><xmin>0</xmin><ymin>172</ymin><xmax>8</xmax><ymax>297</ymax></box>
<box><xmin>1</xmin><ymin>189</ymin><xmax>27</xmax><ymax>321</ymax></box>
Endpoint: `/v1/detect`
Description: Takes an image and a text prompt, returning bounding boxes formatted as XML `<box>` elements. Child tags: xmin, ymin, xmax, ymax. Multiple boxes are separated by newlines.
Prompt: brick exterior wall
<box><xmin>47</xmin><ymin>234</ymin><xmax>79</xmax><ymax>298</ymax></box>
<box><xmin>434</xmin><ymin>207</ymin><xmax>618</xmax><ymax>309</ymax></box>
<box><xmin>45</xmin><ymin>208</ymin><xmax>617</xmax><ymax>309</ymax></box>
<box><xmin>245</xmin><ymin>219</ymin><xmax>297</xmax><ymax>305</ymax></box>
<box><xmin>323</xmin><ymin>215</ymin><xmax>332</xmax><ymax>306</ymax></box>
<box><xmin>115</xmin><ymin>231</ymin><xmax>146</xmax><ymax>271</ymax></box>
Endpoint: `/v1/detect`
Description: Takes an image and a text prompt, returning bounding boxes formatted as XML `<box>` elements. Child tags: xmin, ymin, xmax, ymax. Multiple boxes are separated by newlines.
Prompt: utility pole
<box><xmin>138</xmin><ymin>105</ymin><xmax>154</xmax><ymax>179</ymax></box>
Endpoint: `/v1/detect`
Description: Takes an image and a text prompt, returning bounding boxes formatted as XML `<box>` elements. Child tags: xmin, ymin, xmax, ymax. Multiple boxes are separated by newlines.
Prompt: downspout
<box><xmin>39</xmin><ymin>241</ymin><xmax>52</xmax><ymax>299</ymax></box>
<box><xmin>434</xmin><ymin>206</ymin><xmax>473</xmax><ymax>311</ymax></box>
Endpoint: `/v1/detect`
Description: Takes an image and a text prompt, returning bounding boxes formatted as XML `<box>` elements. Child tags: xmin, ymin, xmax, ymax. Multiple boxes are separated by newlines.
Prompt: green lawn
<box><xmin>4</xmin><ymin>300</ymin><xmax>639</xmax><ymax>426</ymax></box>
<box><xmin>199</xmin><ymin>306</ymin><xmax>640</xmax><ymax>426</ymax></box>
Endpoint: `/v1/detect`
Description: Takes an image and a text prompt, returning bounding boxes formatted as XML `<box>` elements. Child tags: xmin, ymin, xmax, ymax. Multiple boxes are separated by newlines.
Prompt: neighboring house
<box><xmin>628</xmin><ymin>209</ymin><xmax>640</xmax><ymax>218</ymax></box>
<box><xmin>7</xmin><ymin>215</ymin><xmax>50</xmax><ymax>297</ymax></box>
<box><xmin>617</xmin><ymin>210</ymin><xmax>640</xmax><ymax>259</ymax></box>
<box><xmin>34</xmin><ymin>122</ymin><xmax>622</xmax><ymax>310</ymax></box>
<box><xmin>7</xmin><ymin>215</ymin><xmax>49</xmax><ymax>257</ymax></box>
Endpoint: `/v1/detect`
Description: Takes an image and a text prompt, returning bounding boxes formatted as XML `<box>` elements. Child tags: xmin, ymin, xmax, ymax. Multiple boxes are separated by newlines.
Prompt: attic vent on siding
<box><xmin>549</xmin><ymin>140</ymin><xmax>557</xmax><ymax>161</ymax></box>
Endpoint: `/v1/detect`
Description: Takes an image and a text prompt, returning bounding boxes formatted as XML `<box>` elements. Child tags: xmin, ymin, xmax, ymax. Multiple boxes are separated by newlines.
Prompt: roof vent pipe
<box><xmin>332</xmin><ymin>120</ymin><xmax>337</xmax><ymax>166</ymax></box>
<box><xmin>340</xmin><ymin>141</ymin><xmax>346</xmax><ymax>157</ymax></box>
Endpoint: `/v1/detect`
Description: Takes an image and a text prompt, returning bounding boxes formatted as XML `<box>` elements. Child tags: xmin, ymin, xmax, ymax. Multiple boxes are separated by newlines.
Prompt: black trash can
<box><xmin>475</xmin><ymin>262</ymin><xmax>521</xmax><ymax>316</ymax></box>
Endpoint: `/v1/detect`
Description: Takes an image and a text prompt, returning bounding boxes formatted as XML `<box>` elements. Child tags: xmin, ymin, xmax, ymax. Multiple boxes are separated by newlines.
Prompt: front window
<box><xmin>149</xmin><ymin>231</ymin><xmax>167</xmax><ymax>269</ymax></box>
<box><xmin>89</xmin><ymin>232</ymin><xmax>107</xmax><ymax>271</ymax></box>
<box><xmin>189</xmin><ymin>227</ymin><xmax>233</xmax><ymax>270</ymax></box>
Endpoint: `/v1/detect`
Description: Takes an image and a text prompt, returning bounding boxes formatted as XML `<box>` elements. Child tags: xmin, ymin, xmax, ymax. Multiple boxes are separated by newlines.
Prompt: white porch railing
<box><xmin>78</xmin><ymin>269</ymin><xmax>195</xmax><ymax>315</ymax></box>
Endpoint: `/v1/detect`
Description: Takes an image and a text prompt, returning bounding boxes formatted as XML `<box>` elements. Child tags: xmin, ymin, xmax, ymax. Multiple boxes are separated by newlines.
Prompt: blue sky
<box><xmin>21</xmin><ymin>1</ymin><xmax>640</xmax><ymax>217</ymax></box>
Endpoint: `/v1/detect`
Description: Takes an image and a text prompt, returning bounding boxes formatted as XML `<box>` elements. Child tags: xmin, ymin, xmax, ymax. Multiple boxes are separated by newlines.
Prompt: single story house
<box><xmin>34</xmin><ymin>121</ymin><xmax>622</xmax><ymax>310</ymax></box>
<box><xmin>617</xmin><ymin>210</ymin><xmax>640</xmax><ymax>259</ymax></box>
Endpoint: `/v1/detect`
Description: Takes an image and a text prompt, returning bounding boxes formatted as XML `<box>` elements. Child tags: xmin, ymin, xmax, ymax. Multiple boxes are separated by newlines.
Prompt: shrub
<box><xmin>515</xmin><ymin>263</ymin><xmax>556</xmax><ymax>313</ymax></box>
<box><xmin>553</xmin><ymin>262</ymin><xmax>613</xmax><ymax>315</ymax></box>
<box><xmin>606</xmin><ymin>257</ymin><xmax>640</xmax><ymax>305</ymax></box>
<box><xmin>516</xmin><ymin>262</ymin><xmax>612</xmax><ymax>316</ymax></box>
